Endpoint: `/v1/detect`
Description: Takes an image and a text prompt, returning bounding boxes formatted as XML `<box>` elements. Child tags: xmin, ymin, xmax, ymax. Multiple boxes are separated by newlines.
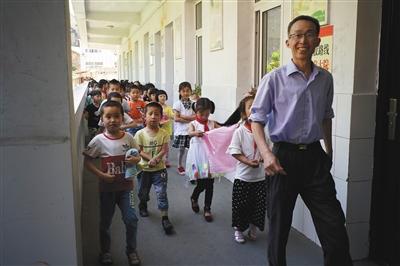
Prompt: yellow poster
<box><xmin>312</xmin><ymin>25</ymin><xmax>333</xmax><ymax>72</ymax></box>
<box><xmin>292</xmin><ymin>0</ymin><xmax>328</xmax><ymax>25</ymax></box>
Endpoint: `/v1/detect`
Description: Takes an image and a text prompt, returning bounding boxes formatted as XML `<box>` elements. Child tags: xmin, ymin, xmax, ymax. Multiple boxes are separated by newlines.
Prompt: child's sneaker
<box><xmin>234</xmin><ymin>230</ymin><xmax>246</xmax><ymax>244</ymax></box>
<box><xmin>247</xmin><ymin>224</ymin><xmax>257</xmax><ymax>240</ymax></box>
<box><xmin>99</xmin><ymin>252</ymin><xmax>113</xmax><ymax>265</ymax></box>
<box><xmin>177</xmin><ymin>166</ymin><xmax>186</xmax><ymax>175</ymax></box>
<box><xmin>162</xmin><ymin>216</ymin><xmax>174</xmax><ymax>235</ymax></box>
<box><xmin>127</xmin><ymin>251</ymin><xmax>141</xmax><ymax>266</ymax></box>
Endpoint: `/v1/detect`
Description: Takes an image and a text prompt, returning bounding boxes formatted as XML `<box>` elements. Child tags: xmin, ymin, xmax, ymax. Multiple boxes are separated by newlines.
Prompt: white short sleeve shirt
<box><xmin>227</xmin><ymin>123</ymin><xmax>265</xmax><ymax>182</ymax></box>
<box><xmin>173</xmin><ymin>100</ymin><xmax>195</xmax><ymax>136</ymax></box>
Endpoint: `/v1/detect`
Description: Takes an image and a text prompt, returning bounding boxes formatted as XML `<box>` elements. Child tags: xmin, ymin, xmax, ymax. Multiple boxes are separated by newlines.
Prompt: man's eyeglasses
<box><xmin>289</xmin><ymin>31</ymin><xmax>317</xmax><ymax>41</ymax></box>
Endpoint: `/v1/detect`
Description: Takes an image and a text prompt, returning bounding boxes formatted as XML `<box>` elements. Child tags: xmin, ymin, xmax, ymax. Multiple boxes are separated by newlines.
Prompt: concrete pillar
<box><xmin>0</xmin><ymin>1</ymin><xmax>80</xmax><ymax>265</ymax></box>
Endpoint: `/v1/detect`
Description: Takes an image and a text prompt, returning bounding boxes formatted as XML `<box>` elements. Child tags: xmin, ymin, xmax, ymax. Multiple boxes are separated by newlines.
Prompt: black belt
<box><xmin>274</xmin><ymin>141</ymin><xmax>320</xmax><ymax>151</ymax></box>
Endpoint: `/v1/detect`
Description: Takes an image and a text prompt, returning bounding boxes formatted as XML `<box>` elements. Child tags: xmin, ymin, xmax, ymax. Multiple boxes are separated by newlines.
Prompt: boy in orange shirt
<box><xmin>127</xmin><ymin>84</ymin><xmax>146</xmax><ymax>136</ymax></box>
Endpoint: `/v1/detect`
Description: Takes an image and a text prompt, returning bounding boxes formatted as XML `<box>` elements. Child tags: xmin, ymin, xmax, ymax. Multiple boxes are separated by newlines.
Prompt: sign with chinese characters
<box><xmin>312</xmin><ymin>25</ymin><xmax>333</xmax><ymax>72</ymax></box>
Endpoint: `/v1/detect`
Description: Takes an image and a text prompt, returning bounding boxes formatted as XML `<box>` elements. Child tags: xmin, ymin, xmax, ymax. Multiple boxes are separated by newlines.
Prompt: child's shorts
<box><xmin>172</xmin><ymin>135</ymin><xmax>191</xmax><ymax>149</ymax></box>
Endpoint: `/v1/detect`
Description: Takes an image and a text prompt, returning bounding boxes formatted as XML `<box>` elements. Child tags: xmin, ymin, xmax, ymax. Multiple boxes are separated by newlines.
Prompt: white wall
<box><xmin>0</xmin><ymin>1</ymin><xmax>80</xmax><ymax>265</ymax></box>
<box><xmin>118</xmin><ymin>1</ymin><xmax>254</xmax><ymax>120</ymax></box>
<box><xmin>201</xmin><ymin>1</ymin><xmax>238</xmax><ymax>122</ymax></box>
<box><xmin>119</xmin><ymin>1</ymin><xmax>185</xmax><ymax>105</ymax></box>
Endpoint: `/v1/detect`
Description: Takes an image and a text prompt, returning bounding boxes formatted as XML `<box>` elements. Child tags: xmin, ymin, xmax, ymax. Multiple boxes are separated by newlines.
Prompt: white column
<box><xmin>0</xmin><ymin>1</ymin><xmax>80</xmax><ymax>265</ymax></box>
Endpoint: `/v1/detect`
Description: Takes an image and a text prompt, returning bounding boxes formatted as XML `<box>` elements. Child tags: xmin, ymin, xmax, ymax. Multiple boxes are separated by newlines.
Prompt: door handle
<box><xmin>387</xmin><ymin>98</ymin><xmax>398</xmax><ymax>140</ymax></box>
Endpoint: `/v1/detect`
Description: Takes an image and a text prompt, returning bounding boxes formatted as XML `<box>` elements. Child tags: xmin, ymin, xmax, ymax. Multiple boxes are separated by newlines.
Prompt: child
<box><xmin>148</xmin><ymin>88</ymin><xmax>159</xmax><ymax>103</ymax></box>
<box><xmin>84</xmin><ymin>90</ymin><xmax>102</xmax><ymax>140</ymax></box>
<box><xmin>97</xmin><ymin>79</ymin><xmax>131</xmax><ymax>114</ymax></box>
<box><xmin>134</xmin><ymin>102</ymin><xmax>174</xmax><ymax>235</ymax></box>
<box><xmin>83</xmin><ymin>100</ymin><xmax>142</xmax><ymax>266</ymax></box>
<box><xmin>99</xmin><ymin>92</ymin><xmax>138</xmax><ymax>132</ymax></box>
<box><xmin>157</xmin><ymin>90</ymin><xmax>174</xmax><ymax>167</ymax></box>
<box><xmin>142</xmin><ymin>83</ymin><xmax>155</xmax><ymax>102</ymax></box>
<box><xmin>98</xmin><ymin>79</ymin><xmax>109</xmax><ymax>100</ymax></box>
<box><xmin>186</xmin><ymin>98</ymin><xmax>219</xmax><ymax>222</ymax></box>
<box><xmin>227</xmin><ymin>94</ymin><xmax>267</xmax><ymax>243</ymax></box>
<box><xmin>127</xmin><ymin>84</ymin><xmax>146</xmax><ymax>136</ymax></box>
<box><xmin>172</xmin><ymin>82</ymin><xmax>195</xmax><ymax>175</ymax></box>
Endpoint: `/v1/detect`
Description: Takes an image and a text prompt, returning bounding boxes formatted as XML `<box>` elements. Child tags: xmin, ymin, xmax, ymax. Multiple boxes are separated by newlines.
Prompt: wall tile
<box><xmin>350</xmin><ymin>94</ymin><xmax>377</xmax><ymax>139</ymax></box>
<box><xmin>335</xmin><ymin>94</ymin><xmax>352</xmax><ymax>138</ymax></box>
<box><xmin>348</xmin><ymin>138</ymin><xmax>374</xmax><ymax>181</ymax></box>
<box><xmin>332</xmin><ymin>94</ymin><xmax>338</xmax><ymax>136</ymax></box>
<box><xmin>334</xmin><ymin>137</ymin><xmax>350</xmax><ymax>180</ymax></box>
<box><xmin>334</xmin><ymin>177</ymin><xmax>348</xmax><ymax>216</ymax></box>
<box><xmin>347</xmin><ymin>222</ymin><xmax>369</xmax><ymax>260</ymax></box>
<box><xmin>346</xmin><ymin>180</ymin><xmax>372</xmax><ymax>223</ymax></box>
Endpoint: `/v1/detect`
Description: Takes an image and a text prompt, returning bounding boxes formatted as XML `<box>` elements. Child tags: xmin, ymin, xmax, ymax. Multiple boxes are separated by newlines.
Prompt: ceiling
<box><xmin>71</xmin><ymin>0</ymin><xmax>160</xmax><ymax>48</ymax></box>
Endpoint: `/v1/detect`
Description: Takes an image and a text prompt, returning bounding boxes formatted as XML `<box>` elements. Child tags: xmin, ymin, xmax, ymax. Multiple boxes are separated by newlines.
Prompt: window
<box><xmin>195</xmin><ymin>1</ymin><xmax>203</xmax><ymax>86</ymax></box>
<box><xmin>261</xmin><ymin>6</ymin><xmax>281</xmax><ymax>77</ymax></box>
<box><xmin>195</xmin><ymin>2</ymin><xmax>202</xmax><ymax>30</ymax></box>
<box><xmin>196</xmin><ymin>36</ymin><xmax>202</xmax><ymax>86</ymax></box>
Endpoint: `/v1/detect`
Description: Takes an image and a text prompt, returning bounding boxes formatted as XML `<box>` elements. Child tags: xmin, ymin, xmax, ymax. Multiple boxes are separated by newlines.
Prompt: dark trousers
<box><xmin>267</xmin><ymin>142</ymin><xmax>353</xmax><ymax>266</ymax></box>
<box><xmin>191</xmin><ymin>178</ymin><xmax>214</xmax><ymax>211</ymax></box>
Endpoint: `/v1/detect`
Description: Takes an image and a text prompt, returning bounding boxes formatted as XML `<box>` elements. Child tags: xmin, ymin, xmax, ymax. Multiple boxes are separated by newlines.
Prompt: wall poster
<box><xmin>292</xmin><ymin>0</ymin><xmax>328</xmax><ymax>25</ymax></box>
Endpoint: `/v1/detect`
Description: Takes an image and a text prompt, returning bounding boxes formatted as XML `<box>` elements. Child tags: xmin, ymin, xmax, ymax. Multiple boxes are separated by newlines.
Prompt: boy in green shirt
<box><xmin>134</xmin><ymin>102</ymin><xmax>174</xmax><ymax>234</ymax></box>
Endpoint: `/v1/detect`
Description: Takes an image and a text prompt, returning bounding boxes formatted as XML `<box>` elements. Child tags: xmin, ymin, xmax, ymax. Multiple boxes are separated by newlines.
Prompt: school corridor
<box><xmin>81</xmin><ymin>147</ymin><xmax>377</xmax><ymax>266</ymax></box>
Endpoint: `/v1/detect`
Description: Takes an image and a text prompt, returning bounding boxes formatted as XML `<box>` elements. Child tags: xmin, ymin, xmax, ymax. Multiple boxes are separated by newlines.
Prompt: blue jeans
<box><xmin>99</xmin><ymin>190</ymin><xmax>138</xmax><ymax>254</ymax></box>
<box><xmin>138</xmin><ymin>169</ymin><xmax>169</xmax><ymax>211</ymax></box>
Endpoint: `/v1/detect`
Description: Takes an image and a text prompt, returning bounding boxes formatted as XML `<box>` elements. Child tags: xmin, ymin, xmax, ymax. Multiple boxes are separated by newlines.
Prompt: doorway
<box><xmin>370</xmin><ymin>0</ymin><xmax>400</xmax><ymax>264</ymax></box>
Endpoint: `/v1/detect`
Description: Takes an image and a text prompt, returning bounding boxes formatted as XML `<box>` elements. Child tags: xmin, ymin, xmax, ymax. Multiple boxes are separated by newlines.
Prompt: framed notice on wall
<box><xmin>209</xmin><ymin>0</ymin><xmax>223</xmax><ymax>51</ymax></box>
<box><xmin>312</xmin><ymin>25</ymin><xmax>333</xmax><ymax>72</ymax></box>
<box><xmin>292</xmin><ymin>0</ymin><xmax>328</xmax><ymax>25</ymax></box>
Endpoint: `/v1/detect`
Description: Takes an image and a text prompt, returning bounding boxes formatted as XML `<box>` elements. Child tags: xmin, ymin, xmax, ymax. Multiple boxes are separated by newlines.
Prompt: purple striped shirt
<box><xmin>249</xmin><ymin>60</ymin><xmax>334</xmax><ymax>144</ymax></box>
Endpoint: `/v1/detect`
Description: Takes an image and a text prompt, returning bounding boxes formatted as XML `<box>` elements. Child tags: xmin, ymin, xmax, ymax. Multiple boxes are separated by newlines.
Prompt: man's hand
<box><xmin>262</xmin><ymin>151</ymin><xmax>287</xmax><ymax>176</ymax></box>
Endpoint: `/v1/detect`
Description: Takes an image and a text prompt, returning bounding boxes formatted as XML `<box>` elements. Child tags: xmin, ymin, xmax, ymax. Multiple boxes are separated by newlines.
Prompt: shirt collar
<box><xmin>286</xmin><ymin>59</ymin><xmax>321</xmax><ymax>77</ymax></box>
